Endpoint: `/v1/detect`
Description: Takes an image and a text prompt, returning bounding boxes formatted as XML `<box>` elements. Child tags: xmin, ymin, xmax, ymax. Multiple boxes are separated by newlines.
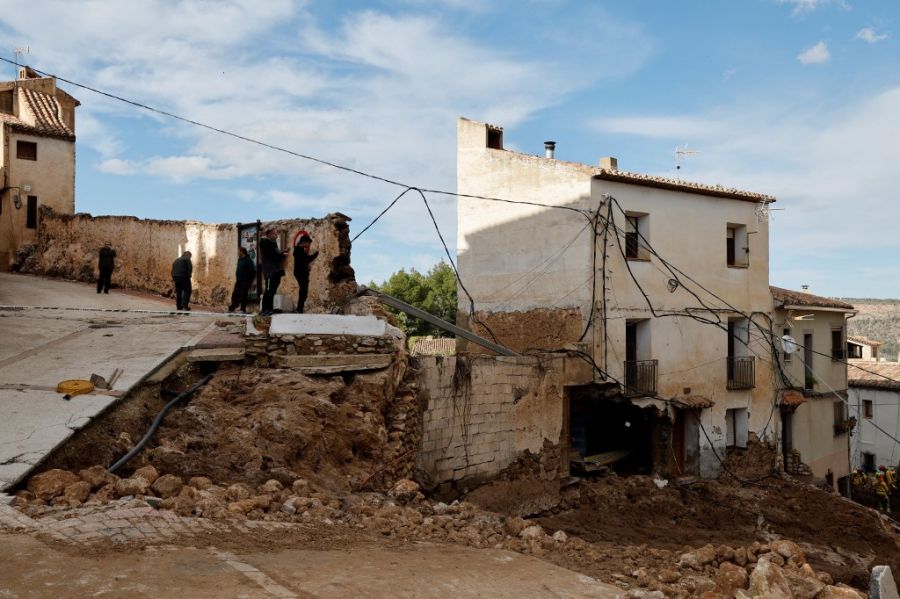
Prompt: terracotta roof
<box><xmin>848</xmin><ymin>362</ymin><xmax>900</xmax><ymax>391</ymax></box>
<box><xmin>770</xmin><ymin>286</ymin><xmax>855</xmax><ymax>311</ymax></box>
<box><xmin>670</xmin><ymin>395</ymin><xmax>714</xmax><ymax>409</ymax></box>
<box><xmin>848</xmin><ymin>335</ymin><xmax>882</xmax><ymax>347</ymax></box>
<box><xmin>0</xmin><ymin>86</ymin><xmax>75</xmax><ymax>140</ymax></box>
<box><xmin>595</xmin><ymin>169</ymin><xmax>775</xmax><ymax>204</ymax></box>
<box><xmin>411</xmin><ymin>337</ymin><xmax>456</xmax><ymax>356</ymax></box>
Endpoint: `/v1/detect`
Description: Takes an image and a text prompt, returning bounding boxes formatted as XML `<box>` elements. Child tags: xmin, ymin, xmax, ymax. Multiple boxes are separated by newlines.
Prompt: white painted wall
<box><xmin>849</xmin><ymin>386</ymin><xmax>900</xmax><ymax>469</ymax></box>
<box><xmin>456</xmin><ymin>117</ymin><xmax>777</xmax><ymax>478</ymax></box>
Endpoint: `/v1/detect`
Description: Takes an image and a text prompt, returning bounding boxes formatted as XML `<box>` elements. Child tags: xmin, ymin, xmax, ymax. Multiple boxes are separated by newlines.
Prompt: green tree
<box><xmin>369</xmin><ymin>261</ymin><xmax>457</xmax><ymax>337</ymax></box>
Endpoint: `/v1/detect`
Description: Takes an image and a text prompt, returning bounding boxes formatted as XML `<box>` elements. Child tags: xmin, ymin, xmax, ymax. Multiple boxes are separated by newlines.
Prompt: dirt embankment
<box><xmin>41</xmin><ymin>360</ymin><xmax>421</xmax><ymax>494</ymax></box>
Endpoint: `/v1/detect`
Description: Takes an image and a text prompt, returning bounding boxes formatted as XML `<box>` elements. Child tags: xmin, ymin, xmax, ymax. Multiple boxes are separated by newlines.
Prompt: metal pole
<box><xmin>358</xmin><ymin>286</ymin><xmax>519</xmax><ymax>357</ymax></box>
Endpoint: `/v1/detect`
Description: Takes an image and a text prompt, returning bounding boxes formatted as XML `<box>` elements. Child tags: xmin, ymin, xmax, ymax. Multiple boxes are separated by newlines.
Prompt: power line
<box><xmin>0</xmin><ymin>57</ymin><xmax>591</xmax><ymax>232</ymax></box>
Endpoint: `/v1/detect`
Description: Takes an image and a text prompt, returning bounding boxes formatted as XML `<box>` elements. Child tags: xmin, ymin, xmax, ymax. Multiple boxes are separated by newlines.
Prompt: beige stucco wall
<box><xmin>790</xmin><ymin>396</ymin><xmax>850</xmax><ymax>485</ymax></box>
<box><xmin>774</xmin><ymin>306</ymin><xmax>849</xmax><ymax>393</ymax></box>
<box><xmin>17</xmin><ymin>208</ymin><xmax>356</xmax><ymax>309</ymax></box>
<box><xmin>416</xmin><ymin>354</ymin><xmax>589</xmax><ymax>485</ymax></box>
<box><xmin>0</xmin><ymin>129</ymin><xmax>76</xmax><ymax>270</ymax></box>
<box><xmin>456</xmin><ymin>117</ymin><xmax>777</xmax><ymax>477</ymax></box>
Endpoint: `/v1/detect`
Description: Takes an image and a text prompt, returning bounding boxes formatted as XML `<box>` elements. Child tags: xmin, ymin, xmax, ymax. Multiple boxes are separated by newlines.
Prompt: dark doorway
<box><xmin>781</xmin><ymin>410</ymin><xmax>793</xmax><ymax>469</ymax></box>
<box><xmin>673</xmin><ymin>410</ymin><xmax>686</xmax><ymax>476</ymax></box>
<box><xmin>568</xmin><ymin>386</ymin><xmax>656</xmax><ymax>475</ymax></box>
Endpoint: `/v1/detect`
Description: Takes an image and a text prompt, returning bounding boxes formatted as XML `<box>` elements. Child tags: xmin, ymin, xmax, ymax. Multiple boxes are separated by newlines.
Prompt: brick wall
<box><xmin>415</xmin><ymin>355</ymin><xmax>569</xmax><ymax>487</ymax></box>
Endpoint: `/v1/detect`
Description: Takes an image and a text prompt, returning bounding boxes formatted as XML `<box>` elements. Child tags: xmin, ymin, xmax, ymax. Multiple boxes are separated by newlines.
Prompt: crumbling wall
<box><xmin>17</xmin><ymin>207</ymin><xmax>355</xmax><ymax>309</ymax></box>
<box><xmin>458</xmin><ymin>307</ymin><xmax>585</xmax><ymax>354</ymax></box>
<box><xmin>415</xmin><ymin>355</ymin><xmax>568</xmax><ymax>488</ymax></box>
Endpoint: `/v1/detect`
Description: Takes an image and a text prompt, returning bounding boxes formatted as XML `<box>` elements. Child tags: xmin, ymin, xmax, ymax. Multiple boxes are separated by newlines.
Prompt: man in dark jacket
<box><xmin>228</xmin><ymin>246</ymin><xmax>256</xmax><ymax>313</ymax></box>
<box><xmin>259</xmin><ymin>229</ymin><xmax>288</xmax><ymax>316</ymax></box>
<box><xmin>292</xmin><ymin>233</ymin><xmax>318</xmax><ymax>313</ymax></box>
<box><xmin>97</xmin><ymin>242</ymin><xmax>116</xmax><ymax>294</ymax></box>
<box><xmin>171</xmin><ymin>251</ymin><xmax>193</xmax><ymax>311</ymax></box>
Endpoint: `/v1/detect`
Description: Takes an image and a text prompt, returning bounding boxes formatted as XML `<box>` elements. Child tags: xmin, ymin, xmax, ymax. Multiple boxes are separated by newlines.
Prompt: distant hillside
<box><xmin>842</xmin><ymin>298</ymin><xmax>900</xmax><ymax>361</ymax></box>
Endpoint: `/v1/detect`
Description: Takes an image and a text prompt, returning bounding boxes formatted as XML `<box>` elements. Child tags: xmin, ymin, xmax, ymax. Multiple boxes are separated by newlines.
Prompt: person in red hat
<box><xmin>292</xmin><ymin>231</ymin><xmax>318</xmax><ymax>313</ymax></box>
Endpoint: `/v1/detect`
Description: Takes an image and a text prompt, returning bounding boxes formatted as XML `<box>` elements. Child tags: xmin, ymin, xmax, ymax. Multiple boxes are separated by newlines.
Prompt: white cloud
<box><xmin>856</xmin><ymin>27</ymin><xmax>888</xmax><ymax>43</ymax></box>
<box><xmin>797</xmin><ymin>41</ymin><xmax>831</xmax><ymax>64</ymax></box>
<box><xmin>777</xmin><ymin>0</ymin><xmax>850</xmax><ymax>15</ymax></box>
<box><xmin>97</xmin><ymin>158</ymin><xmax>135</xmax><ymax>175</ymax></box>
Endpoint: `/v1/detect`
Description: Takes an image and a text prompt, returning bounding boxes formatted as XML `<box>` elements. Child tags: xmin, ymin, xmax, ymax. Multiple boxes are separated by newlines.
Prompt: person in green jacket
<box><xmin>228</xmin><ymin>246</ymin><xmax>257</xmax><ymax>313</ymax></box>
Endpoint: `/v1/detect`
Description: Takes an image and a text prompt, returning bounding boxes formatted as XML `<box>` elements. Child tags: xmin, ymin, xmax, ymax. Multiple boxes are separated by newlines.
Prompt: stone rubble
<box><xmin>12</xmin><ymin>466</ymin><xmax>874</xmax><ymax>598</ymax></box>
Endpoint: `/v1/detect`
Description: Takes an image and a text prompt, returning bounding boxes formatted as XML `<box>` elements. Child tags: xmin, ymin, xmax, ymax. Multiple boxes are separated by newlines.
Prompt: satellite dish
<box><xmin>781</xmin><ymin>335</ymin><xmax>798</xmax><ymax>355</ymax></box>
<box><xmin>667</xmin><ymin>278</ymin><xmax>679</xmax><ymax>293</ymax></box>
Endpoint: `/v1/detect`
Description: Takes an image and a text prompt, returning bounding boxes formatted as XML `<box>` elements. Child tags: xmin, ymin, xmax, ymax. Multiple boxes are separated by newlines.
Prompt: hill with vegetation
<box><xmin>843</xmin><ymin>298</ymin><xmax>900</xmax><ymax>361</ymax></box>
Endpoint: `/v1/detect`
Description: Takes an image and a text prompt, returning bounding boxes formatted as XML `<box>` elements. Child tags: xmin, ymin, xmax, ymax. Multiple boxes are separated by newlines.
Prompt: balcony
<box><xmin>624</xmin><ymin>359</ymin><xmax>657</xmax><ymax>396</ymax></box>
<box><xmin>831</xmin><ymin>348</ymin><xmax>845</xmax><ymax>361</ymax></box>
<box><xmin>727</xmin><ymin>356</ymin><xmax>755</xmax><ymax>390</ymax></box>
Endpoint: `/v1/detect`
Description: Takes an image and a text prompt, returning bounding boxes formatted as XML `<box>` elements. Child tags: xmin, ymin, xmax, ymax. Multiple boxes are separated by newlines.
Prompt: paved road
<box><xmin>0</xmin><ymin>273</ymin><xmax>227</xmax><ymax>491</ymax></box>
<box><xmin>0</xmin><ymin>532</ymin><xmax>622</xmax><ymax>598</ymax></box>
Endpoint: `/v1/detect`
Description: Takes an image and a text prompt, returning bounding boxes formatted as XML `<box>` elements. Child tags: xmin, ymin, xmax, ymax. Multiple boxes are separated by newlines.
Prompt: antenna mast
<box><xmin>13</xmin><ymin>45</ymin><xmax>29</xmax><ymax>79</ymax></box>
<box><xmin>674</xmin><ymin>144</ymin><xmax>701</xmax><ymax>176</ymax></box>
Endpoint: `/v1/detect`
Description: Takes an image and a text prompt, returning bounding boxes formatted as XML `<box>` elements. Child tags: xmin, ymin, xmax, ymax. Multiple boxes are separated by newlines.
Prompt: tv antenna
<box><xmin>13</xmin><ymin>45</ymin><xmax>29</xmax><ymax>78</ymax></box>
<box><xmin>675</xmin><ymin>144</ymin><xmax>701</xmax><ymax>173</ymax></box>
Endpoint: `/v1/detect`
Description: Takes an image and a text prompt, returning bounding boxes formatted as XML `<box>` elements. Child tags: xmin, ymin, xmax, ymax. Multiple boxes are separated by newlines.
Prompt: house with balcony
<box><xmin>456</xmin><ymin>117</ymin><xmax>776</xmax><ymax>478</ymax></box>
<box><xmin>0</xmin><ymin>66</ymin><xmax>79</xmax><ymax>270</ymax></box>
<box><xmin>771</xmin><ymin>286</ymin><xmax>855</xmax><ymax>489</ymax></box>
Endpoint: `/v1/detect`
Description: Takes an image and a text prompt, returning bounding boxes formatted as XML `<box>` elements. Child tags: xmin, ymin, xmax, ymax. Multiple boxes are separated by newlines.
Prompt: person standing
<box><xmin>259</xmin><ymin>229</ymin><xmax>288</xmax><ymax>316</ymax></box>
<box><xmin>292</xmin><ymin>232</ymin><xmax>318</xmax><ymax>313</ymax></box>
<box><xmin>171</xmin><ymin>250</ymin><xmax>193</xmax><ymax>311</ymax></box>
<box><xmin>228</xmin><ymin>246</ymin><xmax>256</xmax><ymax>313</ymax></box>
<box><xmin>97</xmin><ymin>241</ymin><xmax>116</xmax><ymax>294</ymax></box>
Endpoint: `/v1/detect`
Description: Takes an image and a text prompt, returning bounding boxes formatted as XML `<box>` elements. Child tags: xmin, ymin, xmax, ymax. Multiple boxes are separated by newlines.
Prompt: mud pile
<box><xmin>16</xmin><ymin>467</ymin><xmax>873</xmax><ymax>598</ymax></box>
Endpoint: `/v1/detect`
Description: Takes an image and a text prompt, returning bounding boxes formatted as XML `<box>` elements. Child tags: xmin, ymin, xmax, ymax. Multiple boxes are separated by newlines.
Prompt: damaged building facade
<box><xmin>454</xmin><ymin>117</ymin><xmax>778</xmax><ymax>479</ymax></box>
<box><xmin>772</xmin><ymin>286</ymin><xmax>855</xmax><ymax>489</ymax></box>
<box><xmin>0</xmin><ymin>67</ymin><xmax>79</xmax><ymax>270</ymax></box>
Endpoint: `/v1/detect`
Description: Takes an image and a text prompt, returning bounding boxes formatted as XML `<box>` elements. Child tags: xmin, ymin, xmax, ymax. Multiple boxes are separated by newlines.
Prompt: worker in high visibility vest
<box><xmin>875</xmin><ymin>472</ymin><xmax>891</xmax><ymax>514</ymax></box>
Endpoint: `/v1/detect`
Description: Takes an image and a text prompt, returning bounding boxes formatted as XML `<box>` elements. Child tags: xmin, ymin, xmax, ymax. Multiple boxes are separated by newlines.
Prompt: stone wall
<box><xmin>415</xmin><ymin>355</ymin><xmax>573</xmax><ymax>488</ymax></box>
<box><xmin>17</xmin><ymin>207</ymin><xmax>356</xmax><ymax>309</ymax></box>
<box><xmin>245</xmin><ymin>332</ymin><xmax>396</xmax><ymax>367</ymax></box>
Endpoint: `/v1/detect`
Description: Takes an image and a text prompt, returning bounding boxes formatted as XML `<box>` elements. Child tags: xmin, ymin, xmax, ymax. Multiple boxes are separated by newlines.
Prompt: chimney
<box><xmin>544</xmin><ymin>141</ymin><xmax>556</xmax><ymax>159</ymax></box>
<box><xmin>600</xmin><ymin>156</ymin><xmax>618</xmax><ymax>171</ymax></box>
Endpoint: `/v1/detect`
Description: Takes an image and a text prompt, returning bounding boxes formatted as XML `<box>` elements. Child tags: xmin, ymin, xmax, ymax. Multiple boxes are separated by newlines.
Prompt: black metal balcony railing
<box><xmin>727</xmin><ymin>356</ymin><xmax>756</xmax><ymax>390</ymax></box>
<box><xmin>624</xmin><ymin>359</ymin><xmax>658</xmax><ymax>396</ymax></box>
<box><xmin>832</xmin><ymin>348</ymin><xmax>845</xmax><ymax>360</ymax></box>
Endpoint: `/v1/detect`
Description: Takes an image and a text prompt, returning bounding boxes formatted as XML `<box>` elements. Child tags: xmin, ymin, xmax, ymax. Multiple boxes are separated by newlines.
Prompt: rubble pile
<box><xmin>16</xmin><ymin>468</ymin><xmax>871</xmax><ymax>597</ymax></box>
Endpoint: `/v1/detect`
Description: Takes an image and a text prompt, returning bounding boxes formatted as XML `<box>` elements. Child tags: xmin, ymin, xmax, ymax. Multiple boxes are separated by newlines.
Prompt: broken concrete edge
<box><xmin>268</xmin><ymin>313</ymin><xmax>387</xmax><ymax>337</ymax></box>
<box><xmin>871</xmin><ymin>565</ymin><xmax>900</xmax><ymax>599</ymax></box>
<box><xmin>271</xmin><ymin>354</ymin><xmax>393</xmax><ymax>373</ymax></box>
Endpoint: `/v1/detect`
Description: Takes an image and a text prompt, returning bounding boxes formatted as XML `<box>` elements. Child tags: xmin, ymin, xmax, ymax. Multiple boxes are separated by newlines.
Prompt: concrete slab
<box><xmin>871</xmin><ymin>565</ymin><xmax>900</xmax><ymax>599</ymax></box>
<box><xmin>0</xmin><ymin>273</ymin><xmax>222</xmax><ymax>492</ymax></box>
<box><xmin>269</xmin><ymin>313</ymin><xmax>386</xmax><ymax>337</ymax></box>
<box><xmin>186</xmin><ymin>348</ymin><xmax>246</xmax><ymax>362</ymax></box>
<box><xmin>272</xmin><ymin>353</ymin><xmax>393</xmax><ymax>373</ymax></box>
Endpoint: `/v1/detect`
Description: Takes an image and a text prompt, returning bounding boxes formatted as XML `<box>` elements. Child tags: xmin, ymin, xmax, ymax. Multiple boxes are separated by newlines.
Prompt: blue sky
<box><xmin>0</xmin><ymin>0</ymin><xmax>898</xmax><ymax>296</ymax></box>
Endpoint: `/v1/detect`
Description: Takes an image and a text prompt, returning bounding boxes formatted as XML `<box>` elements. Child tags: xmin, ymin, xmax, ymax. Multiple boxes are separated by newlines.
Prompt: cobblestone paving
<box><xmin>0</xmin><ymin>499</ymin><xmax>302</xmax><ymax>545</ymax></box>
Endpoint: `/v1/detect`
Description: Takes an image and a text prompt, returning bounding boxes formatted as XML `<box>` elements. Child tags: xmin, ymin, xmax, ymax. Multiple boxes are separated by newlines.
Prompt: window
<box><xmin>624</xmin><ymin>319</ymin><xmax>656</xmax><ymax>396</ymax></box>
<box><xmin>486</xmin><ymin>127</ymin><xmax>503</xmax><ymax>149</ymax></box>
<box><xmin>727</xmin><ymin>318</ymin><xmax>755</xmax><ymax>389</ymax></box>
<box><xmin>833</xmin><ymin>401</ymin><xmax>847</xmax><ymax>426</ymax></box>
<box><xmin>26</xmin><ymin>196</ymin><xmax>37</xmax><ymax>229</ymax></box>
<box><xmin>803</xmin><ymin>332</ymin><xmax>814</xmax><ymax>390</ymax></box>
<box><xmin>863</xmin><ymin>400</ymin><xmax>873</xmax><ymax>419</ymax></box>
<box><xmin>625</xmin><ymin>213</ymin><xmax>648</xmax><ymax>260</ymax></box>
<box><xmin>726</xmin><ymin>408</ymin><xmax>749</xmax><ymax>448</ymax></box>
<box><xmin>863</xmin><ymin>452</ymin><xmax>876</xmax><ymax>472</ymax></box>
<box><xmin>726</xmin><ymin>224</ymin><xmax>749</xmax><ymax>267</ymax></box>
<box><xmin>782</xmin><ymin>327</ymin><xmax>792</xmax><ymax>362</ymax></box>
<box><xmin>16</xmin><ymin>141</ymin><xmax>37</xmax><ymax>161</ymax></box>
<box><xmin>0</xmin><ymin>90</ymin><xmax>12</xmax><ymax>114</ymax></box>
<box><xmin>831</xmin><ymin>327</ymin><xmax>844</xmax><ymax>360</ymax></box>
<box><xmin>848</xmin><ymin>343</ymin><xmax>863</xmax><ymax>359</ymax></box>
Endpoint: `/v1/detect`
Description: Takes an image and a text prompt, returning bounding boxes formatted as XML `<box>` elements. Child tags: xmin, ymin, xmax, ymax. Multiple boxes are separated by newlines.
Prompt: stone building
<box><xmin>455</xmin><ymin>117</ymin><xmax>777</xmax><ymax>478</ymax></box>
<box><xmin>771</xmin><ymin>286</ymin><xmax>855</xmax><ymax>489</ymax></box>
<box><xmin>0</xmin><ymin>66</ymin><xmax>79</xmax><ymax>270</ymax></box>
<box><xmin>848</xmin><ymin>359</ymin><xmax>900</xmax><ymax>471</ymax></box>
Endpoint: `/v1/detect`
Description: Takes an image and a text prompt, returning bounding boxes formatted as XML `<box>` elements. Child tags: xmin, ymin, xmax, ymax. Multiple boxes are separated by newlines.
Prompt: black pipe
<box><xmin>107</xmin><ymin>374</ymin><xmax>213</xmax><ymax>474</ymax></box>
